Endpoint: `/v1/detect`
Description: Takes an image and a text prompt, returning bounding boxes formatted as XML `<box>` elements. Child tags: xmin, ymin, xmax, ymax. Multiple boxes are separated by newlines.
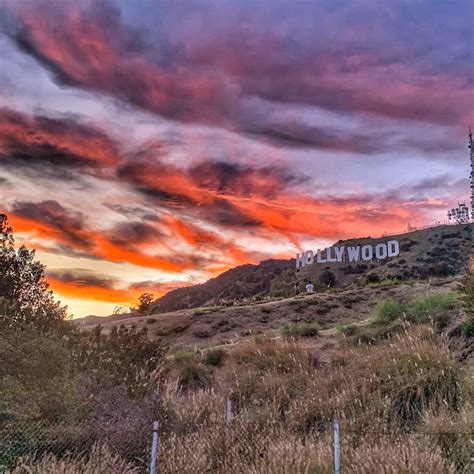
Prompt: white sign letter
<box><xmin>347</xmin><ymin>246</ymin><xmax>360</xmax><ymax>262</ymax></box>
<box><xmin>335</xmin><ymin>246</ymin><xmax>345</xmax><ymax>262</ymax></box>
<box><xmin>375</xmin><ymin>243</ymin><xmax>388</xmax><ymax>260</ymax></box>
<box><xmin>387</xmin><ymin>240</ymin><xmax>400</xmax><ymax>257</ymax></box>
<box><xmin>361</xmin><ymin>245</ymin><xmax>373</xmax><ymax>261</ymax></box>
<box><xmin>295</xmin><ymin>252</ymin><xmax>306</xmax><ymax>269</ymax></box>
<box><xmin>327</xmin><ymin>247</ymin><xmax>338</xmax><ymax>263</ymax></box>
<box><xmin>316</xmin><ymin>249</ymin><xmax>327</xmax><ymax>263</ymax></box>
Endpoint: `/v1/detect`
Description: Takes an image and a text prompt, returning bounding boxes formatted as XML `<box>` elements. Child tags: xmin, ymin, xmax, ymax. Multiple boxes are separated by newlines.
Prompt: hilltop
<box><xmin>149</xmin><ymin>223</ymin><xmax>471</xmax><ymax>313</ymax></box>
<box><xmin>77</xmin><ymin>223</ymin><xmax>472</xmax><ymax>352</ymax></box>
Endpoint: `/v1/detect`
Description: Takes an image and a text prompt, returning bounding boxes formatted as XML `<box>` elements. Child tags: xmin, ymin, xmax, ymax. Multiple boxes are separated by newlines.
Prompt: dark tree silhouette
<box><xmin>0</xmin><ymin>214</ymin><xmax>67</xmax><ymax>330</ymax></box>
<box><xmin>137</xmin><ymin>292</ymin><xmax>154</xmax><ymax>315</ymax></box>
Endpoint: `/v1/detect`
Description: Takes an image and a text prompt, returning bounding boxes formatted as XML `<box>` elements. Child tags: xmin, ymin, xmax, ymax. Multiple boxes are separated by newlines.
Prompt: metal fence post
<box><xmin>150</xmin><ymin>420</ymin><xmax>160</xmax><ymax>474</ymax></box>
<box><xmin>226</xmin><ymin>399</ymin><xmax>233</xmax><ymax>432</ymax></box>
<box><xmin>333</xmin><ymin>417</ymin><xmax>341</xmax><ymax>474</ymax></box>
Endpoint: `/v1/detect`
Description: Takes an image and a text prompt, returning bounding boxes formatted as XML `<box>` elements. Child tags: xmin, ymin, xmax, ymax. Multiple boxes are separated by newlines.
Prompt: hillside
<box><xmin>147</xmin><ymin>223</ymin><xmax>472</xmax><ymax>314</ymax></box>
<box><xmin>78</xmin><ymin>278</ymin><xmax>461</xmax><ymax>348</ymax></box>
<box><xmin>150</xmin><ymin>258</ymin><xmax>291</xmax><ymax>313</ymax></box>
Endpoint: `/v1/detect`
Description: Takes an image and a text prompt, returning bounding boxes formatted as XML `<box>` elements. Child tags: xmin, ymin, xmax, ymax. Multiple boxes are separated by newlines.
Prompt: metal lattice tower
<box><xmin>470</xmin><ymin>127</ymin><xmax>474</xmax><ymax>221</ymax></box>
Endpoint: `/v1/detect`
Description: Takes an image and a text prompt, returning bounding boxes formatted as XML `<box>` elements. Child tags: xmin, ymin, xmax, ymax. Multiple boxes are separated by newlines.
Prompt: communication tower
<box><xmin>470</xmin><ymin>127</ymin><xmax>474</xmax><ymax>221</ymax></box>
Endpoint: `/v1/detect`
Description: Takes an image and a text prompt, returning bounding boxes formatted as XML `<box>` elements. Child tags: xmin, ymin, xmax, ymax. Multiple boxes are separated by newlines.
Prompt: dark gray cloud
<box><xmin>47</xmin><ymin>269</ymin><xmax>118</xmax><ymax>289</ymax></box>
<box><xmin>107</xmin><ymin>221</ymin><xmax>164</xmax><ymax>246</ymax></box>
<box><xmin>10</xmin><ymin>199</ymin><xmax>91</xmax><ymax>248</ymax></box>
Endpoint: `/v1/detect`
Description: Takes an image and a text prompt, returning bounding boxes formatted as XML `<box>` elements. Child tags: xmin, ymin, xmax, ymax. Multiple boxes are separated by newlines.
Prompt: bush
<box><xmin>177</xmin><ymin>363</ymin><xmax>212</xmax><ymax>391</ymax></box>
<box><xmin>373</xmin><ymin>299</ymin><xmax>404</xmax><ymax>325</ymax></box>
<box><xmin>406</xmin><ymin>293</ymin><xmax>457</xmax><ymax>324</ymax></box>
<box><xmin>202</xmin><ymin>348</ymin><xmax>226</xmax><ymax>367</ymax></box>
<box><xmin>337</xmin><ymin>323</ymin><xmax>359</xmax><ymax>337</ymax></box>
<box><xmin>74</xmin><ymin>325</ymin><xmax>167</xmax><ymax>398</ymax></box>
<box><xmin>461</xmin><ymin>318</ymin><xmax>474</xmax><ymax>338</ymax></box>
<box><xmin>343</xmin><ymin>321</ymin><xmax>405</xmax><ymax>345</ymax></box>
<box><xmin>365</xmin><ymin>273</ymin><xmax>381</xmax><ymax>284</ymax></box>
<box><xmin>146</xmin><ymin>317</ymin><xmax>157</xmax><ymax>324</ymax></box>
<box><xmin>319</xmin><ymin>270</ymin><xmax>337</xmax><ymax>287</ymax></box>
<box><xmin>281</xmin><ymin>323</ymin><xmax>319</xmax><ymax>338</ymax></box>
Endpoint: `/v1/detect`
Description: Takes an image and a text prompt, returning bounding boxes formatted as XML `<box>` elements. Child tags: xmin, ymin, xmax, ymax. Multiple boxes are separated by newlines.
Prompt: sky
<box><xmin>0</xmin><ymin>0</ymin><xmax>472</xmax><ymax>317</ymax></box>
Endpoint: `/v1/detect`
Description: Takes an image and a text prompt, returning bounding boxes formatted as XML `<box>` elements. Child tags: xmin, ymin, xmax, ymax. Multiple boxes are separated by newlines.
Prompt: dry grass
<box><xmin>11</xmin><ymin>444</ymin><xmax>139</xmax><ymax>473</ymax></box>
<box><xmin>12</xmin><ymin>325</ymin><xmax>470</xmax><ymax>473</ymax></box>
<box><xmin>146</xmin><ymin>324</ymin><xmax>469</xmax><ymax>473</ymax></box>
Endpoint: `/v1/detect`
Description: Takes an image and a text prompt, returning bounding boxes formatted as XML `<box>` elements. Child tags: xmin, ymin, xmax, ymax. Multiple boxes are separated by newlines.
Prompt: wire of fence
<box><xmin>1</xmin><ymin>400</ymin><xmax>473</xmax><ymax>473</ymax></box>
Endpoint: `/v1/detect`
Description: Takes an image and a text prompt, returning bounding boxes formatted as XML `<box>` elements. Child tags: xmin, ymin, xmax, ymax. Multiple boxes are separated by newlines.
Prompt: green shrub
<box><xmin>343</xmin><ymin>321</ymin><xmax>404</xmax><ymax>345</ymax></box>
<box><xmin>337</xmin><ymin>323</ymin><xmax>359</xmax><ymax>337</ymax></box>
<box><xmin>281</xmin><ymin>323</ymin><xmax>318</xmax><ymax>338</ymax></box>
<box><xmin>365</xmin><ymin>273</ymin><xmax>381</xmax><ymax>284</ymax></box>
<box><xmin>373</xmin><ymin>299</ymin><xmax>404</xmax><ymax>325</ymax></box>
<box><xmin>146</xmin><ymin>317</ymin><xmax>157</xmax><ymax>324</ymax></box>
<box><xmin>461</xmin><ymin>318</ymin><xmax>474</xmax><ymax>338</ymax></box>
<box><xmin>169</xmin><ymin>346</ymin><xmax>195</xmax><ymax>362</ymax></box>
<box><xmin>406</xmin><ymin>293</ymin><xmax>457</xmax><ymax>324</ymax></box>
<box><xmin>202</xmin><ymin>348</ymin><xmax>226</xmax><ymax>367</ymax></box>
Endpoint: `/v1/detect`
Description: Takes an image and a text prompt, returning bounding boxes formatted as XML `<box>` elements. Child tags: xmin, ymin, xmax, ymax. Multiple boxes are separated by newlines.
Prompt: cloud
<box><xmin>115</xmin><ymin>156</ymin><xmax>428</xmax><ymax>241</ymax></box>
<box><xmin>5</xmin><ymin>0</ymin><xmax>470</xmax><ymax>154</ymax></box>
<box><xmin>46</xmin><ymin>268</ymin><xmax>186</xmax><ymax>304</ymax></box>
<box><xmin>11</xmin><ymin>199</ymin><xmax>91</xmax><ymax>248</ymax></box>
<box><xmin>106</xmin><ymin>221</ymin><xmax>164</xmax><ymax>246</ymax></box>
<box><xmin>8</xmin><ymin>200</ymin><xmax>195</xmax><ymax>272</ymax></box>
<box><xmin>0</xmin><ymin>108</ymin><xmax>121</xmax><ymax>169</ymax></box>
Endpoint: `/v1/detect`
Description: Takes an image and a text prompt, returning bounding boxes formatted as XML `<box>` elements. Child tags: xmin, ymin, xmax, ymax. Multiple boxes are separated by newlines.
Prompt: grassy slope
<box><xmin>79</xmin><ymin>277</ymin><xmax>460</xmax><ymax>347</ymax></box>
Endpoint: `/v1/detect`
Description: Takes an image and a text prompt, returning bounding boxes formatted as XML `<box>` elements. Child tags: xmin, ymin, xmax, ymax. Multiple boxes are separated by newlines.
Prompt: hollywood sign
<box><xmin>296</xmin><ymin>240</ymin><xmax>400</xmax><ymax>269</ymax></box>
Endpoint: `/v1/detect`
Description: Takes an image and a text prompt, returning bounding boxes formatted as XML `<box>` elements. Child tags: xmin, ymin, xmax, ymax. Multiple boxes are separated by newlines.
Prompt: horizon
<box><xmin>0</xmin><ymin>0</ymin><xmax>473</xmax><ymax>317</ymax></box>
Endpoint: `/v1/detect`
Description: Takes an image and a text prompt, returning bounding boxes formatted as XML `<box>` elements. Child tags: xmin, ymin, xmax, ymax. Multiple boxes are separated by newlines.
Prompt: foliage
<box><xmin>373</xmin><ymin>299</ymin><xmax>404</xmax><ymax>325</ymax></box>
<box><xmin>137</xmin><ymin>292</ymin><xmax>154</xmax><ymax>315</ymax></box>
<box><xmin>365</xmin><ymin>272</ymin><xmax>381</xmax><ymax>284</ymax></box>
<box><xmin>202</xmin><ymin>348</ymin><xmax>226</xmax><ymax>367</ymax></box>
<box><xmin>373</xmin><ymin>293</ymin><xmax>457</xmax><ymax>328</ymax></box>
<box><xmin>281</xmin><ymin>322</ymin><xmax>319</xmax><ymax>338</ymax></box>
<box><xmin>0</xmin><ymin>326</ymin><xmax>83</xmax><ymax>426</ymax></box>
<box><xmin>319</xmin><ymin>270</ymin><xmax>337</xmax><ymax>287</ymax></box>
<box><xmin>337</xmin><ymin>323</ymin><xmax>359</xmax><ymax>337</ymax></box>
<box><xmin>73</xmin><ymin>325</ymin><xmax>167</xmax><ymax>398</ymax></box>
<box><xmin>0</xmin><ymin>215</ymin><xmax>67</xmax><ymax>331</ymax></box>
<box><xmin>406</xmin><ymin>293</ymin><xmax>457</xmax><ymax>325</ymax></box>
<box><xmin>177</xmin><ymin>362</ymin><xmax>212</xmax><ymax>391</ymax></box>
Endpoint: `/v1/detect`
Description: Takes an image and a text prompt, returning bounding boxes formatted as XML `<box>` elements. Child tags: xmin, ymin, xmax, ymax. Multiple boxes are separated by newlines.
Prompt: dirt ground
<box><xmin>78</xmin><ymin>277</ymin><xmax>458</xmax><ymax>349</ymax></box>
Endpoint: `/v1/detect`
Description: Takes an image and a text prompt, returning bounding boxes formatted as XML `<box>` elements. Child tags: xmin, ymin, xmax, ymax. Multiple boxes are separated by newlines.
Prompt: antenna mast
<box><xmin>470</xmin><ymin>126</ymin><xmax>474</xmax><ymax>221</ymax></box>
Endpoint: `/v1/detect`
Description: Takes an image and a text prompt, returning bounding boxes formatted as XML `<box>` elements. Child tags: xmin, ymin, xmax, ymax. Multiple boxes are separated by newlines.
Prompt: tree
<box><xmin>137</xmin><ymin>292</ymin><xmax>154</xmax><ymax>315</ymax></box>
<box><xmin>0</xmin><ymin>214</ymin><xmax>67</xmax><ymax>330</ymax></box>
<box><xmin>319</xmin><ymin>270</ymin><xmax>337</xmax><ymax>288</ymax></box>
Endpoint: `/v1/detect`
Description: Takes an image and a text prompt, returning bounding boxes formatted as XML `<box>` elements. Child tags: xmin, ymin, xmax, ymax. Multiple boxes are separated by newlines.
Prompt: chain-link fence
<box><xmin>1</xmin><ymin>403</ymin><xmax>473</xmax><ymax>473</ymax></box>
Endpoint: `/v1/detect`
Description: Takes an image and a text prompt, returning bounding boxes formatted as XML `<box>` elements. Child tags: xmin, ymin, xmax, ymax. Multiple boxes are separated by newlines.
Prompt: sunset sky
<box><xmin>0</xmin><ymin>0</ymin><xmax>472</xmax><ymax>317</ymax></box>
